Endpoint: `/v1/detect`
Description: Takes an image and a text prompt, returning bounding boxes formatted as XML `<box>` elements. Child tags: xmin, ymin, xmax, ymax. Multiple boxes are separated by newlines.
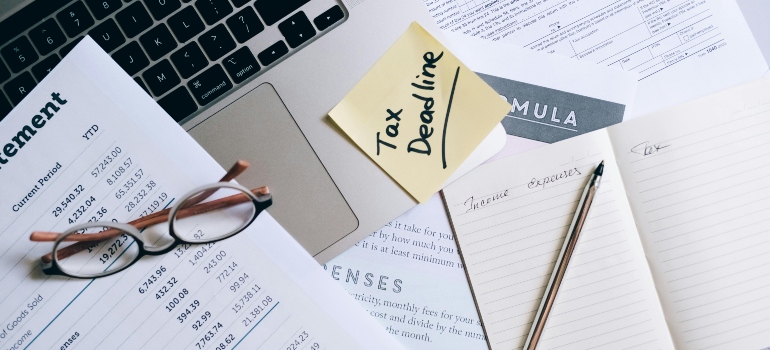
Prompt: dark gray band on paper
<box><xmin>477</xmin><ymin>73</ymin><xmax>626</xmax><ymax>143</ymax></box>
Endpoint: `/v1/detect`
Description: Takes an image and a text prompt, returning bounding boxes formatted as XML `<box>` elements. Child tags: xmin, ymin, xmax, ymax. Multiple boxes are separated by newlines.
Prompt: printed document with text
<box><xmin>0</xmin><ymin>37</ymin><xmax>403</xmax><ymax>350</ymax></box>
<box><xmin>424</xmin><ymin>0</ymin><xmax>768</xmax><ymax>116</ymax></box>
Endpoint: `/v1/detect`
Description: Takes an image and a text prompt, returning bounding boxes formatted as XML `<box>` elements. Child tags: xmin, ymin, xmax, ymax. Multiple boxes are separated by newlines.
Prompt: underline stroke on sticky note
<box><xmin>328</xmin><ymin>22</ymin><xmax>511</xmax><ymax>203</ymax></box>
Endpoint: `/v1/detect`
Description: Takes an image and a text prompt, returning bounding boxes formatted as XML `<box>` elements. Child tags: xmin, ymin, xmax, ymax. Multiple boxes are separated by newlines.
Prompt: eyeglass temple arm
<box><xmin>184</xmin><ymin>160</ymin><xmax>250</xmax><ymax>207</ymax></box>
<box><xmin>31</xmin><ymin>186</ymin><xmax>269</xmax><ymax>242</ymax></box>
<box><xmin>36</xmin><ymin>186</ymin><xmax>270</xmax><ymax>264</ymax></box>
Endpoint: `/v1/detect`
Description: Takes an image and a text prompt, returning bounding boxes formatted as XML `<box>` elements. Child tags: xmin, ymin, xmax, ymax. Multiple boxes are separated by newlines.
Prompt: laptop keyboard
<box><xmin>0</xmin><ymin>0</ymin><xmax>346</xmax><ymax>122</ymax></box>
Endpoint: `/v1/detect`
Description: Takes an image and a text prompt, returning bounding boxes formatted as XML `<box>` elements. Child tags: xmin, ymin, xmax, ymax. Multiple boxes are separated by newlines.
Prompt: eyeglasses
<box><xmin>29</xmin><ymin>160</ymin><xmax>272</xmax><ymax>279</ymax></box>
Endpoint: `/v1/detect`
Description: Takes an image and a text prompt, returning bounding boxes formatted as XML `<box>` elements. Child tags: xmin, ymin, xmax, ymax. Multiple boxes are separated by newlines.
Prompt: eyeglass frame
<box><xmin>41</xmin><ymin>182</ymin><xmax>271</xmax><ymax>279</ymax></box>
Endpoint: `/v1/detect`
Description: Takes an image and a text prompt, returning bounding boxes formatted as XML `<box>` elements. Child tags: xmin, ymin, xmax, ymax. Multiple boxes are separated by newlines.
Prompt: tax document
<box><xmin>423</xmin><ymin>0</ymin><xmax>769</xmax><ymax>117</ymax></box>
<box><xmin>0</xmin><ymin>37</ymin><xmax>403</xmax><ymax>350</ymax></box>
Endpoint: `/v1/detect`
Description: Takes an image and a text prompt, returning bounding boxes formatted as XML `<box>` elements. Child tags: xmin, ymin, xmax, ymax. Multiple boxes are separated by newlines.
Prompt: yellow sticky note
<box><xmin>329</xmin><ymin>22</ymin><xmax>511</xmax><ymax>202</ymax></box>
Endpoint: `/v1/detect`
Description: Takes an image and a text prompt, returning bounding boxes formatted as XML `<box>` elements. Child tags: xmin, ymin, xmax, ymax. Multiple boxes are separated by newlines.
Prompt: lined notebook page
<box><xmin>442</xmin><ymin>132</ymin><xmax>673</xmax><ymax>350</ymax></box>
<box><xmin>610</xmin><ymin>80</ymin><xmax>770</xmax><ymax>350</ymax></box>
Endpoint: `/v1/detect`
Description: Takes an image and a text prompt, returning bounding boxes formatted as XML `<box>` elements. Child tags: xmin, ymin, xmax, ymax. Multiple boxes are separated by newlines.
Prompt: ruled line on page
<box><xmin>443</xmin><ymin>131</ymin><xmax>673</xmax><ymax>349</ymax></box>
<box><xmin>612</xmin><ymin>81</ymin><xmax>770</xmax><ymax>349</ymax></box>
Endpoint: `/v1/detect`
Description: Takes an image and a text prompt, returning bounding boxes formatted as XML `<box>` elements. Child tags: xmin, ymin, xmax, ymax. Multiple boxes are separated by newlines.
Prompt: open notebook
<box><xmin>441</xmin><ymin>79</ymin><xmax>770</xmax><ymax>350</ymax></box>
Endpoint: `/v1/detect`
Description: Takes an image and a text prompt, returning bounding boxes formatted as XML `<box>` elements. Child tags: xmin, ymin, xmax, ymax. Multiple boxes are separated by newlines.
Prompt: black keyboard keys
<box><xmin>4</xmin><ymin>72</ymin><xmax>36</xmax><ymax>104</ymax></box>
<box><xmin>314</xmin><ymin>5</ymin><xmax>344</xmax><ymax>31</ymax></box>
<box><xmin>168</xmin><ymin>6</ymin><xmax>205</xmax><ymax>43</ymax></box>
<box><xmin>223</xmin><ymin>46</ymin><xmax>259</xmax><ymax>84</ymax></box>
<box><xmin>254</xmin><ymin>0</ymin><xmax>309</xmax><ymax>26</ymax></box>
<box><xmin>116</xmin><ymin>2</ymin><xmax>154</xmax><ymax>38</ymax></box>
<box><xmin>278</xmin><ymin>11</ymin><xmax>315</xmax><ymax>48</ymax></box>
<box><xmin>226</xmin><ymin>7</ymin><xmax>263</xmax><ymax>43</ymax></box>
<box><xmin>113</xmin><ymin>42</ymin><xmax>150</xmax><ymax>75</ymax></box>
<box><xmin>158</xmin><ymin>86</ymin><xmax>198</xmax><ymax>122</ymax></box>
<box><xmin>29</xmin><ymin>19</ymin><xmax>67</xmax><ymax>55</ymax></box>
<box><xmin>199</xmin><ymin>24</ymin><xmax>236</xmax><ymax>60</ymax></box>
<box><xmin>171</xmin><ymin>42</ymin><xmax>208</xmax><ymax>78</ymax></box>
<box><xmin>0</xmin><ymin>94</ymin><xmax>12</xmax><ymax>119</ymax></box>
<box><xmin>1</xmin><ymin>36</ymin><xmax>39</xmax><ymax>73</ymax></box>
<box><xmin>85</xmin><ymin>0</ymin><xmax>122</xmax><ymax>20</ymax></box>
<box><xmin>140</xmin><ymin>23</ymin><xmax>178</xmax><ymax>60</ymax></box>
<box><xmin>31</xmin><ymin>54</ymin><xmax>60</xmax><ymax>81</ymax></box>
<box><xmin>0</xmin><ymin>61</ymin><xmax>10</xmax><ymax>83</ymax></box>
<box><xmin>142</xmin><ymin>59</ymin><xmax>180</xmax><ymax>96</ymax></box>
<box><xmin>143</xmin><ymin>0</ymin><xmax>181</xmax><ymax>20</ymax></box>
<box><xmin>57</xmin><ymin>2</ymin><xmax>95</xmax><ymax>38</ymax></box>
<box><xmin>89</xmin><ymin>19</ymin><xmax>126</xmax><ymax>52</ymax></box>
<box><xmin>195</xmin><ymin>0</ymin><xmax>233</xmax><ymax>25</ymax></box>
<box><xmin>257</xmin><ymin>40</ymin><xmax>288</xmax><ymax>66</ymax></box>
<box><xmin>187</xmin><ymin>64</ymin><xmax>232</xmax><ymax>105</ymax></box>
<box><xmin>230</xmin><ymin>0</ymin><xmax>251</xmax><ymax>7</ymax></box>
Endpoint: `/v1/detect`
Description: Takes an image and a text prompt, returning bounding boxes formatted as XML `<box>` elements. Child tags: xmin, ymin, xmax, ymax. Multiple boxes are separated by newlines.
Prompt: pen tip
<box><xmin>594</xmin><ymin>161</ymin><xmax>604</xmax><ymax>176</ymax></box>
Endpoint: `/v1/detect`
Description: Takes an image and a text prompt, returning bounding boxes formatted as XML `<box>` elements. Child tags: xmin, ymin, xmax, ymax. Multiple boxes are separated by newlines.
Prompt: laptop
<box><xmin>0</xmin><ymin>0</ymin><xmax>494</xmax><ymax>262</ymax></box>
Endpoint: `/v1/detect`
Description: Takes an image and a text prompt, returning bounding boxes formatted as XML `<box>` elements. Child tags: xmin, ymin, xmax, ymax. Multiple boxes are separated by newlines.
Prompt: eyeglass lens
<box><xmin>172</xmin><ymin>186</ymin><xmax>257</xmax><ymax>243</ymax></box>
<box><xmin>54</xmin><ymin>226</ymin><xmax>140</xmax><ymax>278</ymax></box>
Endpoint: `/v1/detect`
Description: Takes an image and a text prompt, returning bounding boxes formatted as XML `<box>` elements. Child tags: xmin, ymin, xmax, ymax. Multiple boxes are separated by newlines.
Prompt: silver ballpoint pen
<box><xmin>522</xmin><ymin>161</ymin><xmax>604</xmax><ymax>350</ymax></box>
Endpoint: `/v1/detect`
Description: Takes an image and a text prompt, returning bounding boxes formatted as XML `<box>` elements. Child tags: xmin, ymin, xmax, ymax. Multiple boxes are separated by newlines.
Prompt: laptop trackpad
<box><xmin>188</xmin><ymin>83</ymin><xmax>358</xmax><ymax>256</ymax></box>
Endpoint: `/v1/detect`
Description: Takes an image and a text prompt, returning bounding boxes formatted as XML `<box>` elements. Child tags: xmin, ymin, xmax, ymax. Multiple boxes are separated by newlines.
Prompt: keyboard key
<box><xmin>0</xmin><ymin>61</ymin><xmax>9</xmax><ymax>83</ymax></box>
<box><xmin>143</xmin><ymin>0</ymin><xmax>181</xmax><ymax>20</ymax></box>
<box><xmin>1</xmin><ymin>36</ymin><xmax>39</xmax><ymax>73</ymax></box>
<box><xmin>195</xmin><ymin>0</ymin><xmax>233</xmax><ymax>25</ymax></box>
<box><xmin>89</xmin><ymin>19</ymin><xmax>126</xmax><ymax>52</ymax></box>
<box><xmin>254</xmin><ymin>0</ymin><xmax>309</xmax><ymax>26</ymax></box>
<box><xmin>113</xmin><ymin>42</ymin><xmax>150</xmax><ymax>75</ymax></box>
<box><xmin>170</xmin><ymin>42</ymin><xmax>208</xmax><ymax>78</ymax></box>
<box><xmin>85</xmin><ymin>0</ymin><xmax>123</xmax><ymax>20</ymax></box>
<box><xmin>140</xmin><ymin>23</ymin><xmax>178</xmax><ymax>60</ymax></box>
<box><xmin>231</xmin><ymin>0</ymin><xmax>251</xmax><ymax>7</ymax></box>
<box><xmin>0</xmin><ymin>93</ymin><xmax>12</xmax><ymax>120</ymax></box>
<box><xmin>31</xmin><ymin>54</ymin><xmax>61</xmax><ymax>81</ymax></box>
<box><xmin>222</xmin><ymin>46</ymin><xmax>259</xmax><ymax>84</ymax></box>
<box><xmin>29</xmin><ymin>19</ymin><xmax>67</xmax><ymax>55</ymax></box>
<box><xmin>0</xmin><ymin>0</ymin><xmax>70</xmax><ymax>47</ymax></box>
<box><xmin>168</xmin><ymin>6</ymin><xmax>205</xmax><ymax>43</ymax></box>
<box><xmin>257</xmin><ymin>40</ymin><xmax>288</xmax><ymax>66</ymax></box>
<box><xmin>158</xmin><ymin>86</ymin><xmax>198</xmax><ymax>121</ymax></box>
<box><xmin>57</xmin><ymin>1</ymin><xmax>96</xmax><ymax>38</ymax></box>
<box><xmin>314</xmin><ymin>5</ymin><xmax>344</xmax><ymax>31</ymax></box>
<box><xmin>187</xmin><ymin>64</ymin><xmax>232</xmax><ymax>105</ymax></box>
<box><xmin>4</xmin><ymin>72</ymin><xmax>36</xmax><ymax>105</ymax></box>
<box><xmin>134</xmin><ymin>76</ymin><xmax>149</xmax><ymax>94</ymax></box>
<box><xmin>142</xmin><ymin>59</ymin><xmax>180</xmax><ymax>96</ymax></box>
<box><xmin>116</xmin><ymin>2</ymin><xmax>154</xmax><ymax>38</ymax></box>
<box><xmin>60</xmin><ymin>37</ymin><xmax>83</xmax><ymax>57</ymax></box>
<box><xmin>199</xmin><ymin>24</ymin><xmax>236</xmax><ymax>60</ymax></box>
<box><xmin>226</xmin><ymin>7</ymin><xmax>263</xmax><ymax>43</ymax></box>
<box><xmin>278</xmin><ymin>11</ymin><xmax>315</xmax><ymax>48</ymax></box>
